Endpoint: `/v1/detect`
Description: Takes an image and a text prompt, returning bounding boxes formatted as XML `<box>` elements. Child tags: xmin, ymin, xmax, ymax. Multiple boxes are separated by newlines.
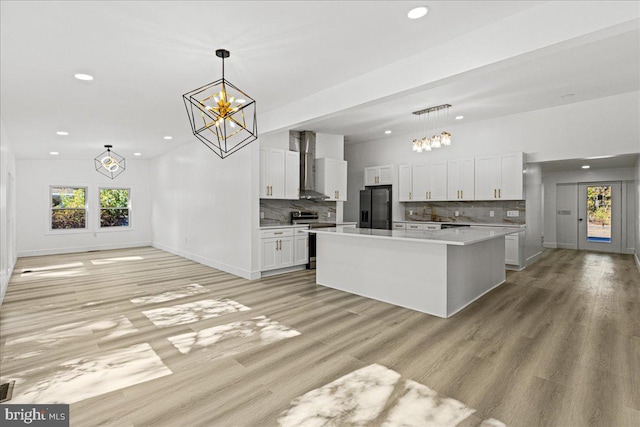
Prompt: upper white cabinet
<box><xmin>399</xmin><ymin>161</ymin><xmax>448</xmax><ymax>202</ymax></box>
<box><xmin>398</xmin><ymin>165</ymin><xmax>413</xmax><ymax>201</ymax></box>
<box><xmin>475</xmin><ymin>152</ymin><xmax>523</xmax><ymax>200</ymax></box>
<box><xmin>260</xmin><ymin>147</ymin><xmax>299</xmax><ymax>200</ymax></box>
<box><xmin>316</xmin><ymin>158</ymin><xmax>348</xmax><ymax>201</ymax></box>
<box><xmin>447</xmin><ymin>158</ymin><xmax>474</xmax><ymax>200</ymax></box>
<box><xmin>365</xmin><ymin>165</ymin><xmax>393</xmax><ymax>186</ymax></box>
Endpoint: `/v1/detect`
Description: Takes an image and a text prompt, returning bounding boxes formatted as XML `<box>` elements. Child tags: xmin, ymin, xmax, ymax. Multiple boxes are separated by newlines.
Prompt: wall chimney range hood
<box><xmin>293</xmin><ymin>131</ymin><xmax>329</xmax><ymax>200</ymax></box>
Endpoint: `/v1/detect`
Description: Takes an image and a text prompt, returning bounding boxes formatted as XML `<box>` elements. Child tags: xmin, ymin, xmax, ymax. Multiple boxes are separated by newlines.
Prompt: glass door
<box><xmin>577</xmin><ymin>182</ymin><xmax>621</xmax><ymax>253</ymax></box>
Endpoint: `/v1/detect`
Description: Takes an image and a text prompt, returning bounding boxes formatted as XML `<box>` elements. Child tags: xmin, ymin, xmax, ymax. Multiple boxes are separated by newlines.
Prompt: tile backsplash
<box><xmin>260</xmin><ymin>199</ymin><xmax>336</xmax><ymax>226</ymax></box>
<box><xmin>403</xmin><ymin>200</ymin><xmax>525</xmax><ymax>225</ymax></box>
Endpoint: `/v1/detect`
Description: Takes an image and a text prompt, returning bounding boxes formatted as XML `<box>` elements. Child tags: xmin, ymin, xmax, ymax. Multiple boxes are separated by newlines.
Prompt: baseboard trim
<box><xmin>261</xmin><ymin>265</ymin><xmax>307</xmax><ymax>277</ymax></box>
<box><xmin>0</xmin><ymin>258</ymin><xmax>16</xmax><ymax>307</ymax></box>
<box><xmin>543</xmin><ymin>242</ymin><xmax>557</xmax><ymax>249</ymax></box>
<box><xmin>447</xmin><ymin>279</ymin><xmax>506</xmax><ymax>318</ymax></box>
<box><xmin>152</xmin><ymin>242</ymin><xmax>254</xmax><ymax>280</ymax></box>
<box><xmin>635</xmin><ymin>252</ymin><xmax>640</xmax><ymax>275</ymax></box>
<box><xmin>526</xmin><ymin>251</ymin><xmax>542</xmax><ymax>266</ymax></box>
<box><xmin>17</xmin><ymin>241</ymin><xmax>152</xmax><ymax>258</ymax></box>
<box><xmin>557</xmin><ymin>243</ymin><xmax>578</xmax><ymax>250</ymax></box>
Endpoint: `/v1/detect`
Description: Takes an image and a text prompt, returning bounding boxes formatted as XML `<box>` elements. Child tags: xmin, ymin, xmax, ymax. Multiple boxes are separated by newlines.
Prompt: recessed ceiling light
<box><xmin>408</xmin><ymin>6</ymin><xmax>429</xmax><ymax>19</ymax></box>
<box><xmin>56</xmin><ymin>131</ymin><xmax>69</xmax><ymax>136</ymax></box>
<box><xmin>74</xmin><ymin>73</ymin><xmax>94</xmax><ymax>81</ymax></box>
<box><xmin>134</xmin><ymin>152</ymin><xmax>142</xmax><ymax>156</ymax></box>
<box><xmin>385</xmin><ymin>130</ymin><xmax>392</xmax><ymax>134</ymax></box>
<box><xmin>163</xmin><ymin>136</ymin><xmax>172</xmax><ymax>140</ymax></box>
<box><xmin>49</xmin><ymin>151</ymin><xmax>59</xmax><ymax>155</ymax></box>
<box><xmin>455</xmin><ymin>116</ymin><xmax>464</xmax><ymax>120</ymax></box>
<box><xmin>582</xmin><ymin>165</ymin><xmax>590</xmax><ymax>169</ymax></box>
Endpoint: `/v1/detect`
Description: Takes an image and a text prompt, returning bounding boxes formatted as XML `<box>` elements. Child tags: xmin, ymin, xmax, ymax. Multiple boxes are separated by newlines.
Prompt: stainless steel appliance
<box><xmin>290</xmin><ymin>131</ymin><xmax>329</xmax><ymax>200</ymax></box>
<box><xmin>291</xmin><ymin>211</ymin><xmax>335</xmax><ymax>269</ymax></box>
<box><xmin>359</xmin><ymin>186</ymin><xmax>392</xmax><ymax>230</ymax></box>
<box><xmin>441</xmin><ymin>224</ymin><xmax>471</xmax><ymax>229</ymax></box>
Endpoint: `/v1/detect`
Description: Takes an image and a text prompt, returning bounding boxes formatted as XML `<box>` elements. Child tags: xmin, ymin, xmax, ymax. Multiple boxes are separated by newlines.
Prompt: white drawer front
<box><xmin>393</xmin><ymin>223</ymin><xmax>406</xmax><ymax>230</ymax></box>
<box><xmin>261</xmin><ymin>229</ymin><xmax>294</xmax><ymax>239</ymax></box>
<box><xmin>406</xmin><ymin>223</ymin><xmax>425</xmax><ymax>231</ymax></box>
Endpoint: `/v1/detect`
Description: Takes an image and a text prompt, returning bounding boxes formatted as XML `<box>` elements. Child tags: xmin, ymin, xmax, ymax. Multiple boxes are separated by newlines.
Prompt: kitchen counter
<box><xmin>311</xmin><ymin>226</ymin><xmax>512</xmax><ymax>318</ymax></box>
<box><xmin>259</xmin><ymin>221</ymin><xmax>357</xmax><ymax>230</ymax></box>
<box><xmin>394</xmin><ymin>220</ymin><xmax>526</xmax><ymax>228</ymax></box>
<box><xmin>309</xmin><ymin>226</ymin><xmax>521</xmax><ymax>246</ymax></box>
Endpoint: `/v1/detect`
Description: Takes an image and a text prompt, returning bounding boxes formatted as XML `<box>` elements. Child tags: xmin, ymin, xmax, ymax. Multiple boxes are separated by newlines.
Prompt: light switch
<box><xmin>260</xmin><ymin>211</ymin><xmax>264</xmax><ymax>219</ymax></box>
<box><xmin>409</xmin><ymin>210</ymin><xmax>413</xmax><ymax>215</ymax></box>
<box><xmin>454</xmin><ymin>211</ymin><xmax>459</xmax><ymax>217</ymax></box>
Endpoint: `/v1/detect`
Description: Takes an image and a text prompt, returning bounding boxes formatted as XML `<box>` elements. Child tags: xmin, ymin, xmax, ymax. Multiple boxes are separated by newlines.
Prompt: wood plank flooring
<box><xmin>1</xmin><ymin>247</ymin><xmax>639</xmax><ymax>426</ymax></box>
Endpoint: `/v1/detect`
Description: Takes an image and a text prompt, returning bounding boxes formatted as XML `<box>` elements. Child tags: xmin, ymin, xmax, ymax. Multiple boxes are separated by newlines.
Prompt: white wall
<box><xmin>543</xmin><ymin>167</ymin><xmax>636</xmax><ymax>252</ymax></box>
<box><xmin>16</xmin><ymin>158</ymin><xmax>152</xmax><ymax>257</ymax></box>
<box><xmin>0</xmin><ymin>119</ymin><xmax>17</xmax><ymax>305</ymax></box>
<box><xmin>524</xmin><ymin>163</ymin><xmax>543</xmax><ymax>263</ymax></box>
<box><xmin>151</xmin><ymin>140</ymin><xmax>258</xmax><ymax>280</ymax></box>
<box><xmin>636</xmin><ymin>155</ymin><xmax>640</xmax><ymax>271</ymax></box>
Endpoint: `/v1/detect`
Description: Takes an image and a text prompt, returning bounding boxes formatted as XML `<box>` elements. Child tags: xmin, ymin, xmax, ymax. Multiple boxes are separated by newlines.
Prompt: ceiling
<box><xmin>1</xmin><ymin>1</ymin><xmax>639</xmax><ymax>162</ymax></box>
<box><xmin>539</xmin><ymin>153</ymin><xmax>639</xmax><ymax>173</ymax></box>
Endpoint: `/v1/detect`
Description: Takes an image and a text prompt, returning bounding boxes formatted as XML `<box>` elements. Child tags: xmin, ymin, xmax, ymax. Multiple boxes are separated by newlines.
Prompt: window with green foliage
<box><xmin>50</xmin><ymin>187</ymin><xmax>87</xmax><ymax>229</ymax></box>
<box><xmin>100</xmin><ymin>188</ymin><xmax>130</xmax><ymax>227</ymax></box>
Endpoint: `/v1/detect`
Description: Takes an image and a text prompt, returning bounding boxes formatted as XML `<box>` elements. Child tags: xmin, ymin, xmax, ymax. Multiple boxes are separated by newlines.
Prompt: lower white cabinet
<box><xmin>261</xmin><ymin>227</ymin><xmax>308</xmax><ymax>272</ymax></box>
<box><xmin>504</xmin><ymin>231</ymin><xmax>525</xmax><ymax>269</ymax></box>
<box><xmin>393</xmin><ymin>222</ymin><xmax>406</xmax><ymax>230</ymax></box>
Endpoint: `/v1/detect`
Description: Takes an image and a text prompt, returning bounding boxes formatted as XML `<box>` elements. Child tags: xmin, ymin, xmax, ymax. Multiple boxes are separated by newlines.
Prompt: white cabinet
<box><xmin>447</xmin><ymin>158</ymin><xmax>474</xmax><ymax>200</ymax></box>
<box><xmin>316</xmin><ymin>158</ymin><xmax>348</xmax><ymax>201</ymax></box>
<box><xmin>261</xmin><ymin>227</ymin><xmax>308</xmax><ymax>272</ymax></box>
<box><xmin>294</xmin><ymin>228</ymin><xmax>309</xmax><ymax>266</ymax></box>
<box><xmin>365</xmin><ymin>165</ymin><xmax>393</xmax><ymax>186</ymax></box>
<box><xmin>505</xmin><ymin>234</ymin><xmax>519</xmax><ymax>265</ymax></box>
<box><xmin>406</xmin><ymin>222</ymin><xmax>425</xmax><ymax>231</ymax></box>
<box><xmin>399</xmin><ymin>162</ymin><xmax>447</xmax><ymax>202</ymax></box>
<box><xmin>260</xmin><ymin>147</ymin><xmax>299</xmax><ymax>200</ymax></box>
<box><xmin>398</xmin><ymin>165</ymin><xmax>413</xmax><ymax>201</ymax></box>
<box><xmin>475</xmin><ymin>152</ymin><xmax>523</xmax><ymax>200</ymax></box>
<box><xmin>393</xmin><ymin>222</ymin><xmax>406</xmax><ymax>230</ymax></box>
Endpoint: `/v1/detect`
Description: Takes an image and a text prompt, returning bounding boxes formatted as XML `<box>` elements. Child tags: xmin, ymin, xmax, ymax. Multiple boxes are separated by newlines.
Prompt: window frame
<box><xmin>98</xmin><ymin>187</ymin><xmax>132</xmax><ymax>231</ymax></box>
<box><xmin>48</xmin><ymin>185</ymin><xmax>89</xmax><ymax>233</ymax></box>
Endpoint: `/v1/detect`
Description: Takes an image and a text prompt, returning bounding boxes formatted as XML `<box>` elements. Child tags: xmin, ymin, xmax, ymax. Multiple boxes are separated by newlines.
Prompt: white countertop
<box><xmin>308</xmin><ymin>226</ymin><xmax>521</xmax><ymax>246</ymax></box>
<box><xmin>394</xmin><ymin>220</ymin><xmax>526</xmax><ymax>229</ymax></box>
<box><xmin>259</xmin><ymin>222</ymin><xmax>357</xmax><ymax>230</ymax></box>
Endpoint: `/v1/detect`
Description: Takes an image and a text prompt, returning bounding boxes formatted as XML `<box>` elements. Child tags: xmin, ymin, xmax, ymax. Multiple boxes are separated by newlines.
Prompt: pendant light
<box><xmin>183</xmin><ymin>49</ymin><xmax>258</xmax><ymax>159</ymax></box>
<box><xmin>411</xmin><ymin>104</ymin><xmax>453</xmax><ymax>153</ymax></box>
<box><xmin>95</xmin><ymin>145</ymin><xmax>126</xmax><ymax>179</ymax></box>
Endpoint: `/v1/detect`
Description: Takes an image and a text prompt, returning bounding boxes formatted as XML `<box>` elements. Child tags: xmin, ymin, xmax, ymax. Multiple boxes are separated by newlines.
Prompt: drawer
<box><xmin>424</xmin><ymin>224</ymin><xmax>442</xmax><ymax>230</ymax></box>
<box><xmin>294</xmin><ymin>228</ymin><xmax>309</xmax><ymax>235</ymax></box>
<box><xmin>261</xmin><ymin>228</ymin><xmax>294</xmax><ymax>238</ymax></box>
<box><xmin>393</xmin><ymin>222</ymin><xmax>406</xmax><ymax>230</ymax></box>
<box><xmin>406</xmin><ymin>223</ymin><xmax>425</xmax><ymax>231</ymax></box>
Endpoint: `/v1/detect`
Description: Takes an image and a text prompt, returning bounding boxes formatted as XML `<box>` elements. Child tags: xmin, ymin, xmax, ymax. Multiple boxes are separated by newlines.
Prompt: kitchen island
<box><xmin>310</xmin><ymin>226</ymin><xmax>522</xmax><ymax>318</ymax></box>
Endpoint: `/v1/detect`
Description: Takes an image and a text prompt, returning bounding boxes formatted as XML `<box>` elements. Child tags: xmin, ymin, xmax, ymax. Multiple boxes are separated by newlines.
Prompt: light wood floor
<box><xmin>1</xmin><ymin>247</ymin><xmax>639</xmax><ymax>426</ymax></box>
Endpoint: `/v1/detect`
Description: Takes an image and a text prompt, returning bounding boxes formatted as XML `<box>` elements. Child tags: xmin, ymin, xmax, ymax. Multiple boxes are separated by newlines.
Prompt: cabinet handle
<box><xmin>461</xmin><ymin>190</ymin><xmax>463</xmax><ymax>199</ymax></box>
<box><xmin>337</xmin><ymin>190</ymin><xmax>340</xmax><ymax>199</ymax></box>
<box><xmin>429</xmin><ymin>191</ymin><xmax>431</xmax><ymax>199</ymax></box>
<box><xmin>498</xmin><ymin>189</ymin><xmax>501</xmax><ymax>198</ymax></box>
<box><xmin>274</xmin><ymin>231</ymin><xmax>283</xmax><ymax>235</ymax></box>
<box><xmin>494</xmin><ymin>189</ymin><xmax>496</xmax><ymax>198</ymax></box>
<box><xmin>409</xmin><ymin>192</ymin><xmax>412</xmax><ymax>200</ymax></box>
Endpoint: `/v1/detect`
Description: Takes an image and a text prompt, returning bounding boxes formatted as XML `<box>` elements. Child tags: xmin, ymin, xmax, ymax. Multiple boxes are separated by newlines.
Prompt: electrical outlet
<box><xmin>454</xmin><ymin>211</ymin><xmax>459</xmax><ymax>217</ymax></box>
<box><xmin>409</xmin><ymin>210</ymin><xmax>413</xmax><ymax>215</ymax></box>
<box><xmin>328</xmin><ymin>212</ymin><xmax>331</xmax><ymax>218</ymax></box>
<box><xmin>507</xmin><ymin>210</ymin><xmax>520</xmax><ymax>217</ymax></box>
<box><xmin>489</xmin><ymin>211</ymin><xmax>495</xmax><ymax>217</ymax></box>
<box><xmin>260</xmin><ymin>211</ymin><xmax>264</xmax><ymax>219</ymax></box>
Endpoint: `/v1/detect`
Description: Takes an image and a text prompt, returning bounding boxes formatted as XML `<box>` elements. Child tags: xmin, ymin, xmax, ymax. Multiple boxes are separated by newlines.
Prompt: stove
<box><xmin>290</xmin><ymin>211</ymin><xmax>335</xmax><ymax>269</ymax></box>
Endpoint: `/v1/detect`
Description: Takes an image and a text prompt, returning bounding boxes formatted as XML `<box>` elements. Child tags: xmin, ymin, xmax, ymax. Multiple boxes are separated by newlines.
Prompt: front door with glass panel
<box><xmin>577</xmin><ymin>182</ymin><xmax>621</xmax><ymax>253</ymax></box>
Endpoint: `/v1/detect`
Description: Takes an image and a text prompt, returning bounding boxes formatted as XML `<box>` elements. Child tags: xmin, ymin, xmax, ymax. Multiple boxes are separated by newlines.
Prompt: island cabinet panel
<box><xmin>475</xmin><ymin>152</ymin><xmax>523</xmax><ymax>200</ymax></box>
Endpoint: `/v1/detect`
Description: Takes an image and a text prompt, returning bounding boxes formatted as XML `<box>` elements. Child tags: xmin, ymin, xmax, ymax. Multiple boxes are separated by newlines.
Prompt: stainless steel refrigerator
<box><xmin>359</xmin><ymin>186</ymin><xmax>392</xmax><ymax>229</ymax></box>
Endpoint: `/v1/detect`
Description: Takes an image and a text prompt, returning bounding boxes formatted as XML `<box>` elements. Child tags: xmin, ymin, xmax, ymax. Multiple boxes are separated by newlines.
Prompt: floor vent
<box><xmin>0</xmin><ymin>381</ymin><xmax>15</xmax><ymax>403</ymax></box>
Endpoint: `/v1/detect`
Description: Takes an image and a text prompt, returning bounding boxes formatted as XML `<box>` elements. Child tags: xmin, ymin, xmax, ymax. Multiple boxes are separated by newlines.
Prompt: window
<box><xmin>100</xmin><ymin>188</ymin><xmax>130</xmax><ymax>227</ymax></box>
<box><xmin>50</xmin><ymin>186</ymin><xmax>87</xmax><ymax>229</ymax></box>
<box><xmin>586</xmin><ymin>185</ymin><xmax>611</xmax><ymax>243</ymax></box>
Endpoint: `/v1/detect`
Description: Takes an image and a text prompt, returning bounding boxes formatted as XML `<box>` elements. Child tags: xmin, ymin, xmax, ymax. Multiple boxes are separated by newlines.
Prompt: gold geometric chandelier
<box><xmin>94</xmin><ymin>145</ymin><xmax>126</xmax><ymax>179</ymax></box>
<box><xmin>183</xmin><ymin>49</ymin><xmax>257</xmax><ymax>159</ymax></box>
<box><xmin>412</xmin><ymin>104</ymin><xmax>452</xmax><ymax>153</ymax></box>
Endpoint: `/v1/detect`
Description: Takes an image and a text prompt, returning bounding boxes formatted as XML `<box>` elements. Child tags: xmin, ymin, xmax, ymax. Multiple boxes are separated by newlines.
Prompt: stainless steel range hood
<box><xmin>291</xmin><ymin>131</ymin><xmax>329</xmax><ymax>200</ymax></box>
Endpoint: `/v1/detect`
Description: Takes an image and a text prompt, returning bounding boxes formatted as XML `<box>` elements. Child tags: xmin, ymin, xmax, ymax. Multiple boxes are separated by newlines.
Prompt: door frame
<box><xmin>577</xmin><ymin>181</ymin><xmax>622</xmax><ymax>253</ymax></box>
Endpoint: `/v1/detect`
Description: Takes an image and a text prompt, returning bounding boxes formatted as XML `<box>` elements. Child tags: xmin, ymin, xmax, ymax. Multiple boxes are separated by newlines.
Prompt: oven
<box><xmin>291</xmin><ymin>211</ymin><xmax>335</xmax><ymax>269</ymax></box>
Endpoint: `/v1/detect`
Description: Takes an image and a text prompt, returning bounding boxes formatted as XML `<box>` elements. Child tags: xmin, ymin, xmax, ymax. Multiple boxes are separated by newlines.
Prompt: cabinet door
<box><xmin>325</xmin><ymin>158</ymin><xmax>337</xmax><ymax>199</ymax></box>
<box><xmin>499</xmin><ymin>153</ymin><xmax>523</xmax><ymax>200</ymax></box>
<box><xmin>259</xmin><ymin>147</ymin><xmax>269</xmax><ymax>198</ymax></box>
<box><xmin>335</xmin><ymin>160</ymin><xmax>347</xmax><ymax>201</ymax></box>
<box><xmin>279</xmin><ymin>237</ymin><xmax>294</xmax><ymax>267</ymax></box>
<box><xmin>378</xmin><ymin>165</ymin><xmax>393</xmax><ymax>185</ymax></box>
<box><xmin>364</xmin><ymin>167</ymin><xmax>377</xmax><ymax>186</ymax></box>
<box><xmin>447</xmin><ymin>160</ymin><xmax>462</xmax><ymax>200</ymax></box>
<box><xmin>412</xmin><ymin>164</ymin><xmax>428</xmax><ymax>201</ymax></box>
<box><xmin>268</xmin><ymin>148</ymin><xmax>285</xmax><ymax>198</ymax></box>
<box><xmin>398</xmin><ymin>165</ymin><xmax>413</xmax><ymax>201</ymax></box>
<box><xmin>406</xmin><ymin>223</ymin><xmax>425</xmax><ymax>231</ymax></box>
<box><xmin>475</xmin><ymin>155</ymin><xmax>500</xmax><ymax>200</ymax></box>
<box><xmin>460</xmin><ymin>158</ymin><xmax>475</xmax><ymax>200</ymax></box>
<box><xmin>393</xmin><ymin>222</ymin><xmax>406</xmax><ymax>230</ymax></box>
<box><xmin>261</xmin><ymin>238</ymin><xmax>278</xmax><ymax>270</ymax></box>
<box><xmin>285</xmin><ymin>151</ymin><xmax>300</xmax><ymax>199</ymax></box>
<box><xmin>428</xmin><ymin>161</ymin><xmax>447</xmax><ymax>200</ymax></box>
<box><xmin>505</xmin><ymin>235</ymin><xmax>518</xmax><ymax>265</ymax></box>
<box><xmin>294</xmin><ymin>235</ymin><xmax>309</xmax><ymax>265</ymax></box>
